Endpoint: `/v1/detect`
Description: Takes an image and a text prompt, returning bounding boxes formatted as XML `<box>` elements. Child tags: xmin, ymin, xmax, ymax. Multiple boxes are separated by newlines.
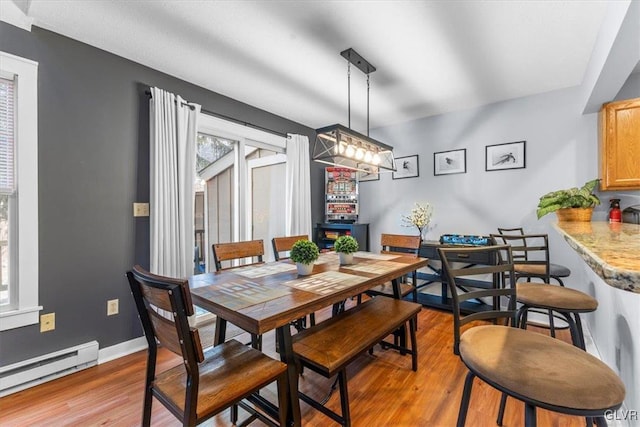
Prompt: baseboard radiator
<box><xmin>0</xmin><ymin>340</ymin><xmax>99</xmax><ymax>397</ymax></box>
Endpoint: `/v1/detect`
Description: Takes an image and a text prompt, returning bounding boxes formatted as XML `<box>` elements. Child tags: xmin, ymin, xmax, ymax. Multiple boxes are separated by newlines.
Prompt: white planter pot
<box><xmin>296</xmin><ymin>262</ymin><xmax>314</xmax><ymax>276</ymax></box>
<box><xmin>339</xmin><ymin>252</ymin><xmax>354</xmax><ymax>265</ymax></box>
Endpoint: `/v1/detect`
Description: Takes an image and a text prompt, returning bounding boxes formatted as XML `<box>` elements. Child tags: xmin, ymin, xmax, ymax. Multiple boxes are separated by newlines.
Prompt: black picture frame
<box><xmin>392</xmin><ymin>155</ymin><xmax>419</xmax><ymax>179</ymax></box>
<box><xmin>485</xmin><ymin>141</ymin><xmax>526</xmax><ymax>171</ymax></box>
<box><xmin>434</xmin><ymin>149</ymin><xmax>467</xmax><ymax>176</ymax></box>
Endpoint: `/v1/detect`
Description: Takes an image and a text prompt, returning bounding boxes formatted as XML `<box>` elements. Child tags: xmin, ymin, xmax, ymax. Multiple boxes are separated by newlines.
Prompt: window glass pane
<box><xmin>0</xmin><ymin>194</ymin><xmax>9</xmax><ymax>306</ymax></box>
<box><xmin>0</xmin><ymin>77</ymin><xmax>15</xmax><ymax>194</ymax></box>
<box><xmin>196</xmin><ymin>133</ymin><xmax>234</xmax><ymax>173</ymax></box>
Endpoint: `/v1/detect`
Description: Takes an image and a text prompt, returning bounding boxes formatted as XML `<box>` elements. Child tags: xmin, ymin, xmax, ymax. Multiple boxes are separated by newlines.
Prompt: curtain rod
<box><xmin>145</xmin><ymin>90</ymin><xmax>289</xmax><ymax>138</ymax></box>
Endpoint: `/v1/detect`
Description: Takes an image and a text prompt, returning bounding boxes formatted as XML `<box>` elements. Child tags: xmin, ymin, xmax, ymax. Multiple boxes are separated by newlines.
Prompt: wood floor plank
<box><xmin>0</xmin><ymin>305</ymin><xmax>587</xmax><ymax>426</ymax></box>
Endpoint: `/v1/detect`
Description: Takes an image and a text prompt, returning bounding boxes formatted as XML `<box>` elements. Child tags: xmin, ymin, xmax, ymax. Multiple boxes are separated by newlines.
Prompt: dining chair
<box><xmin>211</xmin><ymin>239</ymin><xmax>267</xmax><ymax>349</ymax></box>
<box><xmin>271</xmin><ymin>235</ymin><xmax>309</xmax><ymax>261</ymax></box>
<box><xmin>365</xmin><ymin>233</ymin><xmax>421</xmax><ymax>302</ymax></box>
<box><xmin>491</xmin><ymin>233</ymin><xmax>597</xmax><ymax>346</ymax></box>
<box><xmin>272</xmin><ymin>235</ymin><xmax>315</xmax><ymax>329</ymax></box>
<box><xmin>497</xmin><ymin>227</ymin><xmax>571</xmax><ymax>286</ymax></box>
<box><xmin>438</xmin><ymin>245</ymin><xmax>625</xmax><ymax>427</ymax></box>
<box><xmin>127</xmin><ymin>265</ymin><xmax>288</xmax><ymax>427</ymax></box>
<box><xmin>212</xmin><ymin>239</ymin><xmax>265</xmax><ymax>271</ymax></box>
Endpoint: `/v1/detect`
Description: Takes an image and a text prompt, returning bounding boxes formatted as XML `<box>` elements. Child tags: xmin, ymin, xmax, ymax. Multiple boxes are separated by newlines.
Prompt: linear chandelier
<box><xmin>312</xmin><ymin>48</ymin><xmax>396</xmax><ymax>172</ymax></box>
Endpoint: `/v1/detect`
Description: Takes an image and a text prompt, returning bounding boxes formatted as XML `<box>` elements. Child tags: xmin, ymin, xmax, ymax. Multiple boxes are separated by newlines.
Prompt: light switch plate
<box><xmin>133</xmin><ymin>203</ymin><xmax>149</xmax><ymax>217</ymax></box>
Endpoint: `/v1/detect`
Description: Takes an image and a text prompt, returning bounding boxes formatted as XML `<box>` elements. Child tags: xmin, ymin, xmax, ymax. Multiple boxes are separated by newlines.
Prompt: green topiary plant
<box><xmin>536</xmin><ymin>179</ymin><xmax>601</xmax><ymax>219</ymax></box>
<box><xmin>334</xmin><ymin>235</ymin><xmax>359</xmax><ymax>254</ymax></box>
<box><xmin>290</xmin><ymin>239</ymin><xmax>319</xmax><ymax>265</ymax></box>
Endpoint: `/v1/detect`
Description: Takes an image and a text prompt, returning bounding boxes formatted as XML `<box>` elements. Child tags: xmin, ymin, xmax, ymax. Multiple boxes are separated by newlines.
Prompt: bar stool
<box><xmin>491</xmin><ymin>233</ymin><xmax>596</xmax><ymax>342</ymax></box>
<box><xmin>497</xmin><ymin>227</ymin><xmax>571</xmax><ymax>286</ymax></box>
<box><xmin>439</xmin><ymin>245</ymin><xmax>625</xmax><ymax>427</ymax></box>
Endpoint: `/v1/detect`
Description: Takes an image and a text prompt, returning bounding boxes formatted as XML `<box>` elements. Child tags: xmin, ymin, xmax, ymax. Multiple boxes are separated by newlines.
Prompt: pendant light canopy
<box><xmin>313</xmin><ymin>48</ymin><xmax>396</xmax><ymax>172</ymax></box>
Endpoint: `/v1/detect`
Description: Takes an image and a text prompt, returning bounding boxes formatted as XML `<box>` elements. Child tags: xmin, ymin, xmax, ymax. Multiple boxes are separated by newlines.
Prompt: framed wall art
<box><xmin>434</xmin><ymin>149</ymin><xmax>466</xmax><ymax>175</ymax></box>
<box><xmin>485</xmin><ymin>141</ymin><xmax>526</xmax><ymax>171</ymax></box>
<box><xmin>357</xmin><ymin>164</ymin><xmax>379</xmax><ymax>182</ymax></box>
<box><xmin>392</xmin><ymin>155</ymin><xmax>419</xmax><ymax>179</ymax></box>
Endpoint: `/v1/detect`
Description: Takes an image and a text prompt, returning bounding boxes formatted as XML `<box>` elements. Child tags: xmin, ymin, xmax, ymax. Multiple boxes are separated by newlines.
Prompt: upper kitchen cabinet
<box><xmin>599</xmin><ymin>97</ymin><xmax>640</xmax><ymax>191</ymax></box>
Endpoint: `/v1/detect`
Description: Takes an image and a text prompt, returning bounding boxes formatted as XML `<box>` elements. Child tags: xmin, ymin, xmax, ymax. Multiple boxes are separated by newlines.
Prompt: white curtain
<box><xmin>285</xmin><ymin>134</ymin><xmax>312</xmax><ymax>238</ymax></box>
<box><xmin>149</xmin><ymin>87</ymin><xmax>201</xmax><ymax>278</ymax></box>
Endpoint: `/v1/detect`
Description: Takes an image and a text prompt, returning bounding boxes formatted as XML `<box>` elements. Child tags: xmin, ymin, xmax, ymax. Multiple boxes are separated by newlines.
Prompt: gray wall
<box><xmin>615</xmin><ymin>70</ymin><xmax>640</xmax><ymax>101</ymax></box>
<box><xmin>0</xmin><ymin>22</ymin><xmax>323</xmax><ymax>365</ymax></box>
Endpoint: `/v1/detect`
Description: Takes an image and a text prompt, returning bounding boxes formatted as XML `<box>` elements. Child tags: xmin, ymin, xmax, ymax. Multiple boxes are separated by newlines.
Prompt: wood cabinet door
<box><xmin>600</xmin><ymin>97</ymin><xmax>640</xmax><ymax>190</ymax></box>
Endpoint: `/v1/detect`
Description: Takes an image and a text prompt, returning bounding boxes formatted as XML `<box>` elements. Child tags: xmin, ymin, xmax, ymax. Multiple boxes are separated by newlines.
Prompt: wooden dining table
<box><xmin>190</xmin><ymin>251</ymin><xmax>429</xmax><ymax>427</ymax></box>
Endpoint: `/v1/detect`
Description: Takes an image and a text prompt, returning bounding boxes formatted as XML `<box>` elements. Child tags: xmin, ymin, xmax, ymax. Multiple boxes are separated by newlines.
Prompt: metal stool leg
<box><xmin>497</xmin><ymin>393</ymin><xmax>508</xmax><ymax>426</ymax></box>
<box><xmin>457</xmin><ymin>372</ymin><xmax>475</xmax><ymax>427</ymax></box>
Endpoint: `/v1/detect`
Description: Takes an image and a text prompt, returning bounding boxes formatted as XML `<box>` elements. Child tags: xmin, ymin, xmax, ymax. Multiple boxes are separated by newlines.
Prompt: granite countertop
<box><xmin>554</xmin><ymin>221</ymin><xmax>640</xmax><ymax>293</ymax></box>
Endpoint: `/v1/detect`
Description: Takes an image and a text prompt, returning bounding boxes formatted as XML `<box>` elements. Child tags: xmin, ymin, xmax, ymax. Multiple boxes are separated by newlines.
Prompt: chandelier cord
<box><xmin>347</xmin><ymin>61</ymin><xmax>351</xmax><ymax>129</ymax></box>
<box><xmin>367</xmin><ymin>74</ymin><xmax>370</xmax><ymax>136</ymax></box>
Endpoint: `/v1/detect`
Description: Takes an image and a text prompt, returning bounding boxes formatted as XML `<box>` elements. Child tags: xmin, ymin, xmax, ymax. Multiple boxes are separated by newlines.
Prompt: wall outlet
<box><xmin>40</xmin><ymin>313</ymin><xmax>55</xmax><ymax>332</ymax></box>
<box><xmin>107</xmin><ymin>299</ymin><xmax>119</xmax><ymax>316</ymax></box>
<box><xmin>133</xmin><ymin>203</ymin><xmax>149</xmax><ymax>217</ymax></box>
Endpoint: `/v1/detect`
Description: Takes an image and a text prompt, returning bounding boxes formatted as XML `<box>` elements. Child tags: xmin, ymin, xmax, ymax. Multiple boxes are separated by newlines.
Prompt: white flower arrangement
<box><xmin>401</xmin><ymin>202</ymin><xmax>433</xmax><ymax>231</ymax></box>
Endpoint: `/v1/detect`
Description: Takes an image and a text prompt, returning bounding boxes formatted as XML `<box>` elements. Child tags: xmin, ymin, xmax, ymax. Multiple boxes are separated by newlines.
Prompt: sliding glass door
<box><xmin>196</xmin><ymin>114</ymin><xmax>287</xmax><ymax>270</ymax></box>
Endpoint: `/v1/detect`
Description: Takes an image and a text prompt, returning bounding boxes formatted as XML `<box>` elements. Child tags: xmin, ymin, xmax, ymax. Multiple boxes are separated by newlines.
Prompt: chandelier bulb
<box><xmin>345</xmin><ymin>144</ymin><xmax>355</xmax><ymax>158</ymax></box>
<box><xmin>355</xmin><ymin>148</ymin><xmax>365</xmax><ymax>160</ymax></box>
<box><xmin>372</xmin><ymin>153</ymin><xmax>381</xmax><ymax>165</ymax></box>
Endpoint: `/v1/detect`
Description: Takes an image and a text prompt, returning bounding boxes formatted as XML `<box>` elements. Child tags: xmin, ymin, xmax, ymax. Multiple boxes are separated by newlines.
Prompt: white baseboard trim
<box><xmin>98</xmin><ymin>336</ymin><xmax>148</xmax><ymax>365</ymax></box>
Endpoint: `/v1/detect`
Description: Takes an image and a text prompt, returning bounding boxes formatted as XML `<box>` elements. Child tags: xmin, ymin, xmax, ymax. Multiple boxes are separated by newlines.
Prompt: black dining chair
<box><xmin>127</xmin><ymin>265</ymin><xmax>288</xmax><ymax>427</ymax></box>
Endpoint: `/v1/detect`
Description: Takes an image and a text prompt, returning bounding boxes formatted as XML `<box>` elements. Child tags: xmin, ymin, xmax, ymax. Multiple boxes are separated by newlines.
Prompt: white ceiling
<box><xmin>20</xmin><ymin>0</ymin><xmax>609</xmax><ymax>130</ymax></box>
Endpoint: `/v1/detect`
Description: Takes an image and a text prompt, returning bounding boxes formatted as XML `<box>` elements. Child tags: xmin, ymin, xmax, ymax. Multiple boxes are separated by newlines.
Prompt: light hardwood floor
<box><xmin>0</xmin><ymin>306</ymin><xmax>587</xmax><ymax>426</ymax></box>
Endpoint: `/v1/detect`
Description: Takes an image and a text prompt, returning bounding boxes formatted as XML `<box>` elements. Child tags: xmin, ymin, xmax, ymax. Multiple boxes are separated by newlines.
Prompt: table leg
<box><xmin>276</xmin><ymin>325</ymin><xmax>301</xmax><ymax>427</ymax></box>
<box><xmin>391</xmin><ymin>277</ymin><xmax>401</xmax><ymax>299</ymax></box>
<box><xmin>214</xmin><ymin>317</ymin><xmax>227</xmax><ymax>346</ymax></box>
<box><xmin>391</xmin><ymin>278</ymin><xmax>408</xmax><ymax>350</ymax></box>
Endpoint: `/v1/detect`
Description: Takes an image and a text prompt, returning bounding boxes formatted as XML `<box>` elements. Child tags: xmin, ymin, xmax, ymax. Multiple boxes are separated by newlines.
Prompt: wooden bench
<box><xmin>292</xmin><ymin>296</ymin><xmax>421</xmax><ymax>426</ymax></box>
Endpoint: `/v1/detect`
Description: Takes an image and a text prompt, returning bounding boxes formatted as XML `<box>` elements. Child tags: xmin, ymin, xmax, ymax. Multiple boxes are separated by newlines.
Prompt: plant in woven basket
<box><xmin>334</xmin><ymin>235</ymin><xmax>359</xmax><ymax>254</ymax></box>
<box><xmin>536</xmin><ymin>179</ymin><xmax>600</xmax><ymax>219</ymax></box>
<box><xmin>290</xmin><ymin>239</ymin><xmax>319</xmax><ymax>265</ymax></box>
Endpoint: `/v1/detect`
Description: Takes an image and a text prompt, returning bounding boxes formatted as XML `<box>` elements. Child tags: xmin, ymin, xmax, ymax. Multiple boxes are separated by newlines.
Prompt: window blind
<box><xmin>0</xmin><ymin>77</ymin><xmax>15</xmax><ymax>194</ymax></box>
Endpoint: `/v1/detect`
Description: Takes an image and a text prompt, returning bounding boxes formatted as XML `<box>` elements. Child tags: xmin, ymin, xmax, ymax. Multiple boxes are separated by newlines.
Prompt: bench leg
<box><xmin>409</xmin><ymin>316</ymin><xmax>418</xmax><ymax>372</ymax></box>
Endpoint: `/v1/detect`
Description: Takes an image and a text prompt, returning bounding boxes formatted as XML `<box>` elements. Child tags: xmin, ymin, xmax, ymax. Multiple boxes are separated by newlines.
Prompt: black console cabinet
<box><xmin>315</xmin><ymin>223</ymin><xmax>370</xmax><ymax>252</ymax></box>
<box><xmin>416</xmin><ymin>241</ymin><xmax>496</xmax><ymax>313</ymax></box>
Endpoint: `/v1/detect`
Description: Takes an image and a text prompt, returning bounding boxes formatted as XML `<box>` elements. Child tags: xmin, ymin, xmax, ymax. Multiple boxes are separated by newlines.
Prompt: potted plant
<box><xmin>290</xmin><ymin>239</ymin><xmax>319</xmax><ymax>275</ymax></box>
<box><xmin>334</xmin><ymin>235</ymin><xmax>359</xmax><ymax>265</ymax></box>
<box><xmin>536</xmin><ymin>179</ymin><xmax>600</xmax><ymax>221</ymax></box>
<box><xmin>401</xmin><ymin>202</ymin><xmax>433</xmax><ymax>241</ymax></box>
